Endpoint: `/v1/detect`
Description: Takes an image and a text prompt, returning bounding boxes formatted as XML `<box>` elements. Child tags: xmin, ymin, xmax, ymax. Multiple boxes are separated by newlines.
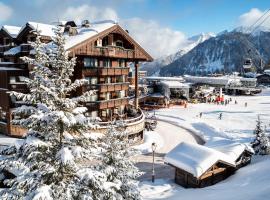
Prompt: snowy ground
<box><xmin>139</xmin><ymin>89</ymin><xmax>270</xmax><ymax>200</ymax></box>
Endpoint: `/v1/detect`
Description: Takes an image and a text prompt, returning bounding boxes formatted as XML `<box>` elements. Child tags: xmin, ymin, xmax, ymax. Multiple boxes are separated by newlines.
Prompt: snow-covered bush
<box><xmin>100</xmin><ymin>121</ymin><xmax>142</xmax><ymax>200</ymax></box>
<box><xmin>251</xmin><ymin>116</ymin><xmax>270</xmax><ymax>155</ymax></box>
<box><xmin>0</xmin><ymin>28</ymin><xmax>120</xmax><ymax>199</ymax></box>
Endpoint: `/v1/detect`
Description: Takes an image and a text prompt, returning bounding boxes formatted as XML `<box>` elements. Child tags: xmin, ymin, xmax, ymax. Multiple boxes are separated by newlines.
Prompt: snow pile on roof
<box><xmin>2</xmin><ymin>25</ymin><xmax>21</xmax><ymax>38</ymax></box>
<box><xmin>161</xmin><ymin>80</ymin><xmax>189</xmax><ymax>88</ymax></box>
<box><xmin>65</xmin><ymin>20</ymin><xmax>117</xmax><ymax>50</ymax></box>
<box><xmin>18</xmin><ymin>22</ymin><xmax>57</xmax><ymax>38</ymax></box>
<box><xmin>209</xmin><ymin>141</ymin><xmax>253</xmax><ymax>161</ymax></box>
<box><xmin>165</xmin><ymin>142</ymin><xmax>235</xmax><ymax>178</ymax></box>
<box><xmin>4</xmin><ymin>46</ymin><xmax>21</xmax><ymax>56</ymax></box>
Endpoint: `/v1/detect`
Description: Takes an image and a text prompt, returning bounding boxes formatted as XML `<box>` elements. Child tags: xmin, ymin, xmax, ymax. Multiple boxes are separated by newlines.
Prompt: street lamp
<box><xmin>151</xmin><ymin>142</ymin><xmax>157</xmax><ymax>183</ymax></box>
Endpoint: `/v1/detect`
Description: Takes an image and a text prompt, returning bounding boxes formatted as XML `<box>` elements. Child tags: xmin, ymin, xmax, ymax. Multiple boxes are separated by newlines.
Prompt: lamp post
<box><xmin>151</xmin><ymin>142</ymin><xmax>157</xmax><ymax>183</ymax></box>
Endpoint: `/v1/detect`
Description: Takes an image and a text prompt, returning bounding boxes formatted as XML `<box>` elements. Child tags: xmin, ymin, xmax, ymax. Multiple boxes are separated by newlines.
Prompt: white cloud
<box><xmin>237</xmin><ymin>8</ymin><xmax>270</xmax><ymax>28</ymax></box>
<box><xmin>62</xmin><ymin>4</ymin><xmax>118</xmax><ymax>24</ymax></box>
<box><xmin>0</xmin><ymin>2</ymin><xmax>13</xmax><ymax>22</ymax></box>
<box><xmin>120</xmin><ymin>18</ymin><xmax>188</xmax><ymax>58</ymax></box>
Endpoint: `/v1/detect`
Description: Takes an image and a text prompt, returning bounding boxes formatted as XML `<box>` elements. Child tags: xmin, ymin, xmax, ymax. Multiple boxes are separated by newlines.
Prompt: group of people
<box><xmin>199</xmin><ymin>95</ymin><xmax>248</xmax><ymax>120</ymax></box>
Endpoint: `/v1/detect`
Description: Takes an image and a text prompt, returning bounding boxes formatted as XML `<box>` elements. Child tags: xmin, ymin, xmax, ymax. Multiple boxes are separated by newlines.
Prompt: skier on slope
<box><xmin>219</xmin><ymin>113</ymin><xmax>223</xmax><ymax>120</ymax></box>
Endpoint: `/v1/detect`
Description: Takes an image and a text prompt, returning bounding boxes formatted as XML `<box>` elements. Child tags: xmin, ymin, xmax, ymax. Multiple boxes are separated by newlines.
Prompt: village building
<box><xmin>165</xmin><ymin>142</ymin><xmax>253</xmax><ymax>188</ymax></box>
<box><xmin>256</xmin><ymin>70</ymin><xmax>270</xmax><ymax>85</ymax></box>
<box><xmin>0</xmin><ymin>20</ymin><xmax>153</xmax><ymax>140</ymax></box>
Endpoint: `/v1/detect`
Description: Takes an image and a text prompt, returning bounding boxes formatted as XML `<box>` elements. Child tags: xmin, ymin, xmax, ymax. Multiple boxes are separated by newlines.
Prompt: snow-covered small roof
<box><xmin>65</xmin><ymin>20</ymin><xmax>117</xmax><ymax>50</ymax></box>
<box><xmin>4</xmin><ymin>46</ymin><xmax>21</xmax><ymax>56</ymax></box>
<box><xmin>165</xmin><ymin>142</ymin><xmax>235</xmax><ymax>178</ymax></box>
<box><xmin>161</xmin><ymin>80</ymin><xmax>190</xmax><ymax>88</ymax></box>
<box><xmin>2</xmin><ymin>25</ymin><xmax>21</xmax><ymax>38</ymax></box>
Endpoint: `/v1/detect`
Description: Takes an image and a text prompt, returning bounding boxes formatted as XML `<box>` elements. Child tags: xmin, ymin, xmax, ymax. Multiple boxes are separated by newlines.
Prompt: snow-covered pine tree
<box><xmin>100</xmin><ymin>121</ymin><xmax>142</xmax><ymax>200</ymax></box>
<box><xmin>251</xmin><ymin>116</ymin><xmax>270</xmax><ymax>155</ymax></box>
<box><xmin>0</xmin><ymin>27</ymin><xmax>117</xmax><ymax>199</ymax></box>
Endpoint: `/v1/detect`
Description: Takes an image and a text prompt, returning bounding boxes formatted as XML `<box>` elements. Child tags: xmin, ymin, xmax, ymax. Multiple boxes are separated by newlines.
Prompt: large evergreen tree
<box><xmin>0</xmin><ymin>28</ymin><xmax>118</xmax><ymax>199</ymax></box>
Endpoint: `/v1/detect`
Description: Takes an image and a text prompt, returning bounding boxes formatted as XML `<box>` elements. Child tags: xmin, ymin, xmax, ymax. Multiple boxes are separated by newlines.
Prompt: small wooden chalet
<box><xmin>165</xmin><ymin>142</ymin><xmax>253</xmax><ymax>188</ymax></box>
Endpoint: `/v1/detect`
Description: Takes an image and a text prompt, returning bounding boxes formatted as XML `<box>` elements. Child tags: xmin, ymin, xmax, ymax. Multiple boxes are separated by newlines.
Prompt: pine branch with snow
<box><xmin>0</xmin><ymin>28</ymin><xmax>116</xmax><ymax>199</ymax></box>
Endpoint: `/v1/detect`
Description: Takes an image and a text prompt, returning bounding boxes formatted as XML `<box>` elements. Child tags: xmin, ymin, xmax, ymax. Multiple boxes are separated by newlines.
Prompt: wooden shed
<box><xmin>165</xmin><ymin>142</ymin><xmax>253</xmax><ymax>188</ymax></box>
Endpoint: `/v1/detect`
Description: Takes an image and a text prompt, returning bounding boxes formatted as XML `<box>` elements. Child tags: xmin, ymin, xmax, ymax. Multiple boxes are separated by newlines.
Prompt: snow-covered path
<box><xmin>135</xmin><ymin>120</ymin><xmax>201</xmax><ymax>181</ymax></box>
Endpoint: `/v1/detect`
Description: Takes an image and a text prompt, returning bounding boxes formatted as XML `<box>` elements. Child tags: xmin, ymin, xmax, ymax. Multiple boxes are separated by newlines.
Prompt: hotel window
<box><xmin>119</xmin><ymin>59</ymin><xmax>125</xmax><ymax>67</ymax></box>
<box><xmin>9</xmin><ymin>76</ymin><xmax>16</xmax><ymax>83</ymax></box>
<box><xmin>115</xmin><ymin>40</ymin><xmax>123</xmax><ymax>47</ymax></box>
<box><xmin>105</xmin><ymin>92</ymin><xmax>111</xmax><ymax>100</ymax></box>
<box><xmin>85</xmin><ymin>77</ymin><xmax>98</xmax><ymax>85</ymax></box>
<box><xmin>84</xmin><ymin>58</ymin><xmax>98</xmax><ymax>68</ymax></box>
<box><xmin>103</xmin><ymin>59</ymin><xmax>111</xmax><ymax>68</ymax></box>
<box><xmin>105</xmin><ymin>77</ymin><xmax>111</xmax><ymax>84</ymax></box>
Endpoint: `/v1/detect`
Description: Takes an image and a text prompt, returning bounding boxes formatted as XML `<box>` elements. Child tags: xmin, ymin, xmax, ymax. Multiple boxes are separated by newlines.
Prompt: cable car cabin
<box><xmin>243</xmin><ymin>58</ymin><xmax>252</xmax><ymax>69</ymax></box>
<box><xmin>165</xmin><ymin>142</ymin><xmax>253</xmax><ymax>188</ymax></box>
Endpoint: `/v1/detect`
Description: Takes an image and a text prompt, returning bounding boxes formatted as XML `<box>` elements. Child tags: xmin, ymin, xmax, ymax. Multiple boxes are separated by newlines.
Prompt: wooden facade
<box><xmin>0</xmin><ymin>21</ymin><xmax>153</xmax><ymax>136</ymax></box>
<box><xmin>173</xmin><ymin>162</ymin><xmax>235</xmax><ymax>188</ymax></box>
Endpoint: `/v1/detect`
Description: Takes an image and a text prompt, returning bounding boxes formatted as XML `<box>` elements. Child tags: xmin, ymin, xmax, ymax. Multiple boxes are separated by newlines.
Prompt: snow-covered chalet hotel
<box><xmin>0</xmin><ymin>20</ymin><xmax>153</xmax><ymax>138</ymax></box>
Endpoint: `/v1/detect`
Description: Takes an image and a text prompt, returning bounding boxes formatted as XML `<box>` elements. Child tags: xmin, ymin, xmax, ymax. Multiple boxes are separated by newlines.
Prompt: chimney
<box><xmin>82</xmin><ymin>20</ymin><xmax>90</xmax><ymax>28</ymax></box>
<box><xmin>64</xmin><ymin>25</ymin><xmax>78</xmax><ymax>36</ymax></box>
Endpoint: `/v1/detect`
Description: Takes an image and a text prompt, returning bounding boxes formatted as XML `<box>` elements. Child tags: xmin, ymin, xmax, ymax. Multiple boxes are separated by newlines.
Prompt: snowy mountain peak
<box><xmin>141</xmin><ymin>32</ymin><xmax>216</xmax><ymax>76</ymax></box>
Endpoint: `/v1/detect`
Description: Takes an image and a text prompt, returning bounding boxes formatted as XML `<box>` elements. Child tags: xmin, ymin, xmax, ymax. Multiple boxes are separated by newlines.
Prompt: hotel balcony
<box><xmin>77</xmin><ymin>45</ymin><xmax>135</xmax><ymax>59</ymax></box>
<box><xmin>85</xmin><ymin>97</ymin><xmax>129</xmax><ymax>110</ymax></box>
<box><xmin>83</xmin><ymin>67</ymin><xmax>129</xmax><ymax>76</ymax></box>
<box><xmin>0</xmin><ymin>45</ymin><xmax>14</xmax><ymax>56</ymax></box>
<box><xmin>83</xmin><ymin>82</ymin><xmax>129</xmax><ymax>93</ymax></box>
<box><xmin>8</xmin><ymin>83</ymin><xmax>28</xmax><ymax>93</ymax></box>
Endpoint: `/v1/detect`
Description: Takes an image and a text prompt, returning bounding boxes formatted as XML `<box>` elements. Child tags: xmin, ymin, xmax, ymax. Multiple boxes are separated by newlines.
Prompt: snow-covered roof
<box><xmin>161</xmin><ymin>80</ymin><xmax>190</xmax><ymax>88</ymax></box>
<box><xmin>65</xmin><ymin>20</ymin><xmax>117</xmax><ymax>50</ymax></box>
<box><xmin>144</xmin><ymin>76</ymin><xmax>184</xmax><ymax>82</ymax></box>
<box><xmin>4</xmin><ymin>46</ymin><xmax>21</xmax><ymax>56</ymax></box>
<box><xmin>2</xmin><ymin>25</ymin><xmax>21</xmax><ymax>38</ymax></box>
<box><xmin>184</xmin><ymin>75</ymin><xmax>256</xmax><ymax>86</ymax></box>
<box><xmin>208</xmin><ymin>140</ymin><xmax>254</xmax><ymax>161</ymax></box>
<box><xmin>164</xmin><ymin>142</ymin><xmax>235</xmax><ymax>178</ymax></box>
<box><xmin>17</xmin><ymin>22</ymin><xmax>57</xmax><ymax>38</ymax></box>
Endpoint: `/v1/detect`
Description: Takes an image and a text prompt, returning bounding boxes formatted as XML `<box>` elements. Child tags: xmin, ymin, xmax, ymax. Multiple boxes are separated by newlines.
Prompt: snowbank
<box><xmin>134</xmin><ymin>131</ymin><xmax>164</xmax><ymax>154</ymax></box>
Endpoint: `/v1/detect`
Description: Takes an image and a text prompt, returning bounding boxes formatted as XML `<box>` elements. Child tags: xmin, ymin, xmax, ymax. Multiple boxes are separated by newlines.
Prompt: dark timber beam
<box><xmin>135</xmin><ymin>60</ymin><xmax>139</xmax><ymax>110</ymax></box>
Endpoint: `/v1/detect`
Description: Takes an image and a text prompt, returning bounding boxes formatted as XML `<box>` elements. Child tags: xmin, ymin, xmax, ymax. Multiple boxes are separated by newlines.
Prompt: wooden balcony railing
<box><xmin>85</xmin><ymin>97</ymin><xmax>129</xmax><ymax>110</ymax></box>
<box><xmin>8</xmin><ymin>83</ymin><xmax>28</xmax><ymax>92</ymax></box>
<box><xmin>96</xmin><ymin>46</ymin><xmax>135</xmax><ymax>58</ymax></box>
<box><xmin>77</xmin><ymin>45</ymin><xmax>135</xmax><ymax>59</ymax></box>
<box><xmin>0</xmin><ymin>45</ymin><xmax>14</xmax><ymax>55</ymax></box>
<box><xmin>20</xmin><ymin>44</ymin><xmax>32</xmax><ymax>53</ymax></box>
<box><xmin>83</xmin><ymin>82</ymin><xmax>129</xmax><ymax>92</ymax></box>
<box><xmin>83</xmin><ymin>67</ymin><xmax>129</xmax><ymax>76</ymax></box>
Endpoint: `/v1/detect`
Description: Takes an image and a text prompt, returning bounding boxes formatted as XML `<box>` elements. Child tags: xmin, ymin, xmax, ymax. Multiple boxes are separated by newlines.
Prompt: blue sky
<box><xmin>0</xmin><ymin>0</ymin><xmax>270</xmax><ymax>57</ymax></box>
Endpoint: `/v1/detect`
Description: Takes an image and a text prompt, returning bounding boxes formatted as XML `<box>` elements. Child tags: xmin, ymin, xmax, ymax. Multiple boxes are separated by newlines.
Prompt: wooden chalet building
<box><xmin>0</xmin><ymin>20</ymin><xmax>153</xmax><ymax>138</ymax></box>
<box><xmin>165</xmin><ymin>142</ymin><xmax>253</xmax><ymax>188</ymax></box>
